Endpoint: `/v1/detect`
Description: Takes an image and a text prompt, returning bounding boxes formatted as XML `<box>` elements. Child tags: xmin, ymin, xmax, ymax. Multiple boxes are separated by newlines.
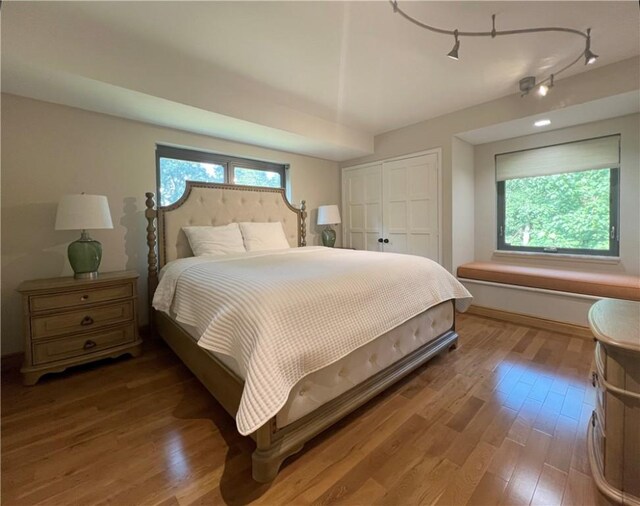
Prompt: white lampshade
<box><xmin>317</xmin><ymin>205</ymin><xmax>341</xmax><ymax>226</ymax></box>
<box><xmin>55</xmin><ymin>194</ymin><xmax>113</xmax><ymax>231</ymax></box>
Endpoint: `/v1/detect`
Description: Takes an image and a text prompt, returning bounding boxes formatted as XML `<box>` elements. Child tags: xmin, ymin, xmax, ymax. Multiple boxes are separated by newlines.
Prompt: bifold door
<box><xmin>342</xmin><ymin>151</ymin><xmax>440</xmax><ymax>262</ymax></box>
<box><xmin>342</xmin><ymin>164</ymin><xmax>383</xmax><ymax>251</ymax></box>
<box><xmin>382</xmin><ymin>153</ymin><xmax>439</xmax><ymax>259</ymax></box>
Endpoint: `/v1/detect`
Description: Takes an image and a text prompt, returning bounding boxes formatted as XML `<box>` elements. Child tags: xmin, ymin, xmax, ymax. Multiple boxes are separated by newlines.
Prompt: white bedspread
<box><xmin>153</xmin><ymin>247</ymin><xmax>472</xmax><ymax>435</ymax></box>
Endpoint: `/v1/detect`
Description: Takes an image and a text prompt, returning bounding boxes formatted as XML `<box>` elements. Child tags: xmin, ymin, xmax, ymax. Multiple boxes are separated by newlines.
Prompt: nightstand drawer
<box><xmin>30</xmin><ymin>284</ymin><xmax>133</xmax><ymax>313</ymax></box>
<box><xmin>33</xmin><ymin>324</ymin><xmax>136</xmax><ymax>364</ymax></box>
<box><xmin>31</xmin><ymin>301</ymin><xmax>134</xmax><ymax>340</ymax></box>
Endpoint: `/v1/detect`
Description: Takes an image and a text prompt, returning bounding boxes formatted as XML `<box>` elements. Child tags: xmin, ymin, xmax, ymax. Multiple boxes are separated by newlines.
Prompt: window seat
<box><xmin>457</xmin><ymin>262</ymin><xmax>640</xmax><ymax>302</ymax></box>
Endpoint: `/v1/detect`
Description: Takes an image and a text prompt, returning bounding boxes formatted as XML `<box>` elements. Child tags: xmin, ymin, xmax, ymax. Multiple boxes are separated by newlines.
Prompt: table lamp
<box><xmin>55</xmin><ymin>194</ymin><xmax>113</xmax><ymax>279</ymax></box>
<box><xmin>317</xmin><ymin>205</ymin><xmax>341</xmax><ymax>247</ymax></box>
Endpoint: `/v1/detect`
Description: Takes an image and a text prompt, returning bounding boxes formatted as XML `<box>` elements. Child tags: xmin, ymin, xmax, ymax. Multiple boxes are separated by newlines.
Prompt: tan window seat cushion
<box><xmin>457</xmin><ymin>262</ymin><xmax>640</xmax><ymax>302</ymax></box>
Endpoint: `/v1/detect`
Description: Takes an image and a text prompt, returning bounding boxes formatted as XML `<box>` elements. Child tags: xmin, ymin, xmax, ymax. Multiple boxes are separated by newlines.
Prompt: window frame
<box><xmin>496</xmin><ymin>166</ymin><xmax>620</xmax><ymax>257</ymax></box>
<box><xmin>156</xmin><ymin>145</ymin><xmax>287</xmax><ymax>206</ymax></box>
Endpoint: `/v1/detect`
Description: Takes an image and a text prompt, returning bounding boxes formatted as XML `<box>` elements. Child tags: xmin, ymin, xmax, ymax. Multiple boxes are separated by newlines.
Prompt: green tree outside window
<box><xmin>159</xmin><ymin>158</ymin><xmax>224</xmax><ymax>206</ymax></box>
<box><xmin>504</xmin><ymin>168</ymin><xmax>611</xmax><ymax>250</ymax></box>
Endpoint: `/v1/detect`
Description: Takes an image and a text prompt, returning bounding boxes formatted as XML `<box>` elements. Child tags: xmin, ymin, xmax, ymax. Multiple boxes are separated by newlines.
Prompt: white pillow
<box><xmin>239</xmin><ymin>222</ymin><xmax>290</xmax><ymax>251</ymax></box>
<box><xmin>182</xmin><ymin>223</ymin><xmax>246</xmax><ymax>256</ymax></box>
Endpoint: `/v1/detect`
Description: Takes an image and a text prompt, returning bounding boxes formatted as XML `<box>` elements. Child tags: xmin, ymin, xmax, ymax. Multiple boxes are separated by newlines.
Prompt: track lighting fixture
<box><xmin>584</xmin><ymin>29</ymin><xmax>599</xmax><ymax>65</ymax></box>
<box><xmin>447</xmin><ymin>30</ymin><xmax>460</xmax><ymax>60</ymax></box>
<box><xmin>389</xmin><ymin>1</ymin><xmax>599</xmax><ymax>97</ymax></box>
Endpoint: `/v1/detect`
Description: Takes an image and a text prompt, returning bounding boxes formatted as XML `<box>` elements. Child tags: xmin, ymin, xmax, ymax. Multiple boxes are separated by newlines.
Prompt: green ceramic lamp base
<box><xmin>321</xmin><ymin>227</ymin><xmax>336</xmax><ymax>247</ymax></box>
<box><xmin>68</xmin><ymin>230</ymin><xmax>103</xmax><ymax>279</ymax></box>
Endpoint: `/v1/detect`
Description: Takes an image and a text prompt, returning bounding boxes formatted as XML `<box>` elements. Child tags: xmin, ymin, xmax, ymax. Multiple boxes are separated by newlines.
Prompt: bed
<box><xmin>144</xmin><ymin>181</ymin><xmax>471</xmax><ymax>482</ymax></box>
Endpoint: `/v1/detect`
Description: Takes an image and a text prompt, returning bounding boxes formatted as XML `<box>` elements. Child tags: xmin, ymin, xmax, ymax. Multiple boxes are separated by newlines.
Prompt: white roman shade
<box><xmin>496</xmin><ymin>135</ymin><xmax>620</xmax><ymax>182</ymax></box>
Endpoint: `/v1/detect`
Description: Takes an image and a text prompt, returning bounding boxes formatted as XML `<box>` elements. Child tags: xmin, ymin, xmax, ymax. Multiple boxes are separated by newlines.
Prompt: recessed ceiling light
<box><xmin>534</xmin><ymin>119</ymin><xmax>551</xmax><ymax>127</ymax></box>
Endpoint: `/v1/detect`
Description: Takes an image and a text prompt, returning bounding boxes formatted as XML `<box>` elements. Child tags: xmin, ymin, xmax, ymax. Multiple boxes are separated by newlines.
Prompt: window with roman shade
<box><xmin>496</xmin><ymin>135</ymin><xmax>620</xmax><ymax>256</ymax></box>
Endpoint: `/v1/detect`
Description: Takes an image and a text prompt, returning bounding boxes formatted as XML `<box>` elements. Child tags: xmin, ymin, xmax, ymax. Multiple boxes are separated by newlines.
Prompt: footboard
<box><xmin>252</xmin><ymin>326</ymin><xmax>458</xmax><ymax>482</ymax></box>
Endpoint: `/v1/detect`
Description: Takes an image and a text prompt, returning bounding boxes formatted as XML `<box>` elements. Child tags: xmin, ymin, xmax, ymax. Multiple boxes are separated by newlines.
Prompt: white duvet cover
<box><xmin>153</xmin><ymin>246</ymin><xmax>472</xmax><ymax>435</ymax></box>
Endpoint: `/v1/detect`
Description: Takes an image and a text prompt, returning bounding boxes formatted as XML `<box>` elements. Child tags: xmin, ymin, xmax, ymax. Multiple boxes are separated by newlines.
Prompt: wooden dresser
<box><xmin>588</xmin><ymin>298</ymin><xmax>640</xmax><ymax>506</ymax></box>
<box><xmin>18</xmin><ymin>271</ymin><xmax>142</xmax><ymax>385</ymax></box>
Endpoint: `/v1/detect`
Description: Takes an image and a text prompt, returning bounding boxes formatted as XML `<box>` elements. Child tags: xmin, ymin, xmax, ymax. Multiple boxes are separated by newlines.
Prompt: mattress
<box><xmin>175</xmin><ymin>299</ymin><xmax>453</xmax><ymax>428</ymax></box>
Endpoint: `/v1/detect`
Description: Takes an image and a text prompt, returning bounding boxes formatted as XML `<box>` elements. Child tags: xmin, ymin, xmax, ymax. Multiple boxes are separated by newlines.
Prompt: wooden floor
<box><xmin>1</xmin><ymin>314</ymin><xmax>610</xmax><ymax>506</ymax></box>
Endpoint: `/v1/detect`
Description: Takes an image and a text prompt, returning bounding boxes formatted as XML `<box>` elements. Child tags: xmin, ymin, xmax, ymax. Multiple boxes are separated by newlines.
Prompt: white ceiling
<box><xmin>2</xmin><ymin>1</ymin><xmax>639</xmax><ymax>160</ymax></box>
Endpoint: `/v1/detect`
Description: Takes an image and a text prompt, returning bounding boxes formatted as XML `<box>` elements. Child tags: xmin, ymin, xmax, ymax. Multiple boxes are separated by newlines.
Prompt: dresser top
<box><xmin>589</xmin><ymin>299</ymin><xmax>640</xmax><ymax>353</ymax></box>
<box><xmin>18</xmin><ymin>270</ymin><xmax>139</xmax><ymax>293</ymax></box>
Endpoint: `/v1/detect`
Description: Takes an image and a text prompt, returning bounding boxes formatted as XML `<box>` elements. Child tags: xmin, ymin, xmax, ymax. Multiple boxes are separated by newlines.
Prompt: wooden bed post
<box><xmin>300</xmin><ymin>200</ymin><xmax>307</xmax><ymax>247</ymax></box>
<box><xmin>252</xmin><ymin>420</ymin><xmax>304</xmax><ymax>483</ymax></box>
<box><xmin>145</xmin><ymin>192</ymin><xmax>159</xmax><ymax>332</ymax></box>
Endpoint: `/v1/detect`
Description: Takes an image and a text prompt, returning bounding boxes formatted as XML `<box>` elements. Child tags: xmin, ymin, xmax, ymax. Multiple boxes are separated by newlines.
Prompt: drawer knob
<box><xmin>80</xmin><ymin>294</ymin><xmax>89</xmax><ymax>301</ymax></box>
<box><xmin>80</xmin><ymin>316</ymin><xmax>94</xmax><ymax>326</ymax></box>
<box><xmin>83</xmin><ymin>340</ymin><xmax>97</xmax><ymax>350</ymax></box>
<box><xmin>592</xmin><ymin>371</ymin><xmax>598</xmax><ymax>387</ymax></box>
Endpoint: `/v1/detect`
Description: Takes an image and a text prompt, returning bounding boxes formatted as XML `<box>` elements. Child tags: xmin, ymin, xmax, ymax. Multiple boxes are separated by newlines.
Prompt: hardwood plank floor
<box><xmin>1</xmin><ymin>314</ymin><xmax>612</xmax><ymax>505</ymax></box>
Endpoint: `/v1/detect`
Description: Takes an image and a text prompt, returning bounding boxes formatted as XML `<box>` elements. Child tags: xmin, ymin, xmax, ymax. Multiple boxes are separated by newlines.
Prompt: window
<box><xmin>496</xmin><ymin>135</ymin><xmax>620</xmax><ymax>256</ymax></box>
<box><xmin>156</xmin><ymin>145</ymin><xmax>287</xmax><ymax>206</ymax></box>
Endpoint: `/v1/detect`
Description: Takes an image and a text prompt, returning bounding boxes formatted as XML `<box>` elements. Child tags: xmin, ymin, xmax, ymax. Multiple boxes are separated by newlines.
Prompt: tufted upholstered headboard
<box><xmin>144</xmin><ymin>182</ymin><xmax>306</xmax><ymax>301</ymax></box>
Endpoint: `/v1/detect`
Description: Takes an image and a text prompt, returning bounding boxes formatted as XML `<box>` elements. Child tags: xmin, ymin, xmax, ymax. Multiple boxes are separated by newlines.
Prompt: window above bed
<box><xmin>496</xmin><ymin>135</ymin><xmax>620</xmax><ymax>257</ymax></box>
<box><xmin>156</xmin><ymin>145</ymin><xmax>287</xmax><ymax>206</ymax></box>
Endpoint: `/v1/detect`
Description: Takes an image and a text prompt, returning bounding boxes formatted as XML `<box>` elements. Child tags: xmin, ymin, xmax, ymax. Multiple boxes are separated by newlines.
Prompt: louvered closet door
<box><xmin>382</xmin><ymin>153</ymin><xmax>439</xmax><ymax>260</ymax></box>
<box><xmin>342</xmin><ymin>164</ymin><xmax>383</xmax><ymax>251</ymax></box>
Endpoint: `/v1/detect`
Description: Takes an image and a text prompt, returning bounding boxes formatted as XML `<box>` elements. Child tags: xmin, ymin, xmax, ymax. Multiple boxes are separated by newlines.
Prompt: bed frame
<box><xmin>144</xmin><ymin>181</ymin><xmax>458</xmax><ymax>482</ymax></box>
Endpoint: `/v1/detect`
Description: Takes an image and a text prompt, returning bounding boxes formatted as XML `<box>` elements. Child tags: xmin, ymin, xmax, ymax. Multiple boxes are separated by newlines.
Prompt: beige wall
<box><xmin>341</xmin><ymin>57</ymin><xmax>640</xmax><ymax>272</ymax></box>
<box><xmin>451</xmin><ymin>137</ymin><xmax>475</xmax><ymax>272</ymax></box>
<box><xmin>473</xmin><ymin>113</ymin><xmax>640</xmax><ymax>275</ymax></box>
<box><xmin>1</xmin><ymin>93</ymin><xmax>340</xmax><ymax>355</ymax></box>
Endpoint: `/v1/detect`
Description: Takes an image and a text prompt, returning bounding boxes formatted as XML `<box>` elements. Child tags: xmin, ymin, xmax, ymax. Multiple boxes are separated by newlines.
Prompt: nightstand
<box><xmin>587</xmin><ymin>299</ymin><xmax>640</xmax><ymax>504</ymax></box>
<box><xmin>18</xmin><ymin>270</ymin><xmax>142</xmax><ymax>385</ymax></box>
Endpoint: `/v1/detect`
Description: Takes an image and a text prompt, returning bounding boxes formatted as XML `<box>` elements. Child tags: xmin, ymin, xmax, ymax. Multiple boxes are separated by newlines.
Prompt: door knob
<box><xmin>378</xmin><ymin>238</ymin><xmax>383</xmax><ymax>243</ymax></box>
<box><xmin>383</xmin><ymin>239</ymin><xmax>389</xmax><ymax>243</ymax></box>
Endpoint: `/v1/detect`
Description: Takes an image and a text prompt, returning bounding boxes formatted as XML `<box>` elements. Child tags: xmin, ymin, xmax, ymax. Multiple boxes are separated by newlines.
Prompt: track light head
<box><xmin>584</xmin><ymin>29</ymin><xmax>598</xmax><ymax>65</ymax></box>
<box><xmin>537</xmin><ymin>74</ymin><xmax>554</xmax><ymax>97</ymax></box>
<box><xmin>585</xmin><ymin>48</ymin><xmax>599</xmax><ymax>65</ymax></box>
<box><xmin>447</xmin><ymin>41</ymin><xmax>460</xmax><ymax>60</ymax></box>
<box><xmin>447</xmin><ymin>30</ymin><xmax>460</xmax><ymax>60</ymax></box>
